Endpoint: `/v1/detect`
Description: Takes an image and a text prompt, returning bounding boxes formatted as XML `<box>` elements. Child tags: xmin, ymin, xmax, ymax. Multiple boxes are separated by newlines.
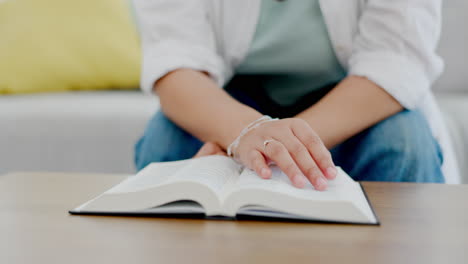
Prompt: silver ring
<box><xmin>263</xmin><ymin>139</ymin><xmax>276</xmax><ymax>151</ymax></box>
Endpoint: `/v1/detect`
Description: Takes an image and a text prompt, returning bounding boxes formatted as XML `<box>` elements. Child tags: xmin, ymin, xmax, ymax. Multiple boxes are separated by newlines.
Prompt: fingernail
<box><xmin>295</xmin><ymin>174</ymin><xmax>307</xmax><ymax>188</ymax></box>
<box><xmin>326</xmin><ymin>167</ymin><xmax>337</xmax><ymax>179</ymax></box>
<box><xmin>261</xmin><ymin>168</ymin><xmax>270</xmax><ymax>179</ymax></box>
<box><xmin>316</xmin><ymin>177</ymin><xmax>328</xmax><ymax>191</ymax></box>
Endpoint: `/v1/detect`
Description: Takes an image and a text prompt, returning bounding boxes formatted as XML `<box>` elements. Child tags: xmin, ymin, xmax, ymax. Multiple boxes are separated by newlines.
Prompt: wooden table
<box><xmin>1</xmin><ymin>172</ymin><xmax>467</xmax><ymax>264</ymax></box>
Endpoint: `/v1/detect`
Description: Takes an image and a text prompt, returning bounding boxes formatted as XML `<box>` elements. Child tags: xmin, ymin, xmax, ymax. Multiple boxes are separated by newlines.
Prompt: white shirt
<box><xmin>133</xmin><ymin>0</ymin><xmax>460</xmax><ymax>183</ymax></box>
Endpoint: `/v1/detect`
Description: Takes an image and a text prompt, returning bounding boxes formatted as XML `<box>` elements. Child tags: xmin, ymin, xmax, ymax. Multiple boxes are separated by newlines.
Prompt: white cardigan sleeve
<box><xmin>348</xmin><ymin>0</ymin><xmax>444</xmax><ymax>109</ymax></box>
<box><xmin>133</xmin><ymin>0</ymin><xmax>224</xmax><ymax>93</ymax></box>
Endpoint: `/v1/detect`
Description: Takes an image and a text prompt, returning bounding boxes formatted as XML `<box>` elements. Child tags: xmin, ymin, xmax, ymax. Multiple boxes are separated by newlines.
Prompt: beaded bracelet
<box><xmin>227</xmin><ymin>115</ymin><xmax>279</xmax><ymax>160</ymax></box>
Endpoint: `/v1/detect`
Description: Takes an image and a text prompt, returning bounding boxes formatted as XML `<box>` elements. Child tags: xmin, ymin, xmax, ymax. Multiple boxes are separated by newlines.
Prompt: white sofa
<box><xmin>1</xmin><ymin>1</ymin><xmax>467</xmax><ymax>182</ymax></box>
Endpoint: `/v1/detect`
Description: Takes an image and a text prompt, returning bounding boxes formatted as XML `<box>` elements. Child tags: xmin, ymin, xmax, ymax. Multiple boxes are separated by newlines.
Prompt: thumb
<box><xmin>193</xmin><ymin>142</ymin><xmax>226</xmax><ymax>158</ymax></box>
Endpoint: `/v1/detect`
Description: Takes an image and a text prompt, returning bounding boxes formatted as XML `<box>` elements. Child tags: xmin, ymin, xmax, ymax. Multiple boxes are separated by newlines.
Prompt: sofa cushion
<box><xmin>437</xmin><ymin>94</ymin><xmax>468</xmax><ymax>183</ymax></box>
<box><xmin>434</xmin><ymin>1</ymin><xmax>468</xmax><ymax>92</ymax></box>
<box><xmin>0</xmin><ymin>0</ymin><xmax>140</xmax><ymax>94</ymax></box>
<box><xmin>0</xmin><ymin>91</ymin><xmax>158</xmax><ymax>175</ymax></box>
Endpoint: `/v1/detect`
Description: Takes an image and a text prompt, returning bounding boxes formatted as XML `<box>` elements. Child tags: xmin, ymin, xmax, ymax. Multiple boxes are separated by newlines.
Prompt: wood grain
<box><xmin>1</xmin><ymin>172</ymin><xmax>467</xmax><ymax>264</ymax></box>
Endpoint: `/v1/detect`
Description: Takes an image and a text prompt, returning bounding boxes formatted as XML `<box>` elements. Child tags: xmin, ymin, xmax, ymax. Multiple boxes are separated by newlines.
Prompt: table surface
<box><xmin>1</xmin><ymin>172</ymin><xmax>467</xmax><ymax>264</ymax></box>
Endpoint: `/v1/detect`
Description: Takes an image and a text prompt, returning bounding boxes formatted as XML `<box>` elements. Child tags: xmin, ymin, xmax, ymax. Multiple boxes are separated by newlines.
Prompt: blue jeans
<box><xmin>135</xmin><ymin>94</ymin><xmax>444</xmax><ymax>183</ymax></box>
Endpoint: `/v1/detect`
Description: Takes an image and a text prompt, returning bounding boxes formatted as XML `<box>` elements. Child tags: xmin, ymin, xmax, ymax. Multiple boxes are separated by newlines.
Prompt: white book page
<box><xmin>106</xmin><ymin>159</ymin><xmax>189</xmax><ymax>194</ymax></box>
<box><xmin>107</xmin><ymin>156</ymin><xmax>240</xmax><ymax>195</ymax></box>
<box><xmin>75</xmin><ymin>156</ymin><xmax>241</xmax><ymax>215</ymax></box>
<box><xmin>230</xmin><ymin>166</ymin><xmax>357</xmax><ymax>201</ymax></box>
<box><xmin>145</xmin><ymin>201</ymin><xmax>206</xmax><ymax>214</ymax></box>
<box><xmin>169</xmin><ymin>155</ymin><xmax>241</xmax><ymax>195</ymax></box>
<box><xmin>225</xmin><ymin>166</ymin><xmax>377</xmax><ymax>223</ymax></box>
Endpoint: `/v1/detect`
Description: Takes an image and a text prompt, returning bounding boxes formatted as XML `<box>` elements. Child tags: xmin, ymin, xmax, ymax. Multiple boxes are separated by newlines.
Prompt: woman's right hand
<box><xmin>233</xmin><ymin>117</ymin><xmax>337</xmax><ymax>191</ymax></box>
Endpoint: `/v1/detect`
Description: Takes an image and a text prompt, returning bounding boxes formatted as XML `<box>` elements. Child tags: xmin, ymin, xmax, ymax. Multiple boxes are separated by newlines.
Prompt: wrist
<box><xmin>219</xmin><ymin>109</ymin><xmax>263</xmax><ymax>150</ymax></box>
<box><xmin>226</xmin><ymin>115</ymin><xmax>279</xmax><ymax>160</ymax></box>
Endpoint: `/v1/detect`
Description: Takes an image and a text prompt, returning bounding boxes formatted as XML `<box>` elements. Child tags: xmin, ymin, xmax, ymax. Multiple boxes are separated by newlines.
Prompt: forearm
<box><xmin>155</xmin><ymin>69</ymin><xmax>262</xmax><ymax>149</ymax></box>
<box><xmin>296</xmin><ymin>76</ymin><xmax>403</xmax><ymax>149</ymax></box>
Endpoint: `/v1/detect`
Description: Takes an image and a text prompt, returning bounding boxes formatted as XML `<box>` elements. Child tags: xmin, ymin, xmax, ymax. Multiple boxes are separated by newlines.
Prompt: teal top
<box><xmin>236</xmin><ymin>0</ymin><xmax>346</xmax><ymax>106</ymax></box>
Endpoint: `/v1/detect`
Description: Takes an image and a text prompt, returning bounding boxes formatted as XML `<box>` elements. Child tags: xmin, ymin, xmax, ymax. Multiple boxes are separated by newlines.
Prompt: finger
<box><xmin>214</xmin><ymin>150</ymin><xmax>228</xmax><ymax>156</ymax></box>
<box><xmin>279</xmin><ymin>134</ymin><xmax>328</xmax><ymax>191</ymax></box>
<box><xmin>243</xmin><ymin>150</ymin><xmax>271</xmax><ymax>179</ymax></box>
<box><xmin>210</xmin><ymin>143</ymin><xmax>227</xmax><ymax>156</ymax></box>
<box><xmin>193</xmin><ymin>142</ymin><xmax>217</xmax><ymax>158</ymax></box>
<box><xmin>262</xmin><ymin>140</ymin><xmax>307</xmax><ymax>188</ymax></box>
<box><xmin>292</xmin><ymin>121</ymin><xmax>337</xmax><ymax>180</ymax></box>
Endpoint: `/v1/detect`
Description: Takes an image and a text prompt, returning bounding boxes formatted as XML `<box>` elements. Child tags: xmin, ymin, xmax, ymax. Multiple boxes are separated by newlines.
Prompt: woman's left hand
<box><xmin>193</xmin><ymin>142</ymin><xmax>227</xmax><ymax>158</ymax></box>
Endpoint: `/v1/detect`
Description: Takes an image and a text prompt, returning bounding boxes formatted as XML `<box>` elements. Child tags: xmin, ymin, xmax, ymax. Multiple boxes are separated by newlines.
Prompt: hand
<box><xmin>234</xmin><ymin>118</ymin><xmax>337</xmax><ymax>190</ymax></box>
<box><xmin>193</xmin><ymin>142</ymin><xmax>227</xmax><ymax>158</ymax></box>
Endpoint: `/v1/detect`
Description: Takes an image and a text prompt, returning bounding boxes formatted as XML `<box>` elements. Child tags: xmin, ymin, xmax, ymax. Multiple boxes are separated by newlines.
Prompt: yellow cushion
<box><xmin>0</xmin><ymin>0</ymin><xmax>140</xmax><ymax>94</ymax></box>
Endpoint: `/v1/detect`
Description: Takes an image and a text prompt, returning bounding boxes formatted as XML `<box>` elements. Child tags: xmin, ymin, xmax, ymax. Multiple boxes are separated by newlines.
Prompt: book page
<box><xmin>224</xmin><ymin>166</ymin><xmax>377</xmax><ymax>223</ymax></box>
<box><xmin>169</xmin><ymin>155</ymin><xmax>242</xmax><ymax>195</ymax></box>
<box><xmin>75</xmin><ymin>156</ymin><xmax>241</xmax><ymax>215</ymax></box>
<box><xmin>231</xmin><ymin>166</ymin><xmax>356</xmax><ymax>201</ymax></box>
<box><xmin>107</xmin><ymin>156</ymin><xmax>240</xmax><ymax>194</ymax></box>
<box><xmin>106</xmin><ymin>159</ymin><xmax>189</xmax><ymax>194</ymax></box>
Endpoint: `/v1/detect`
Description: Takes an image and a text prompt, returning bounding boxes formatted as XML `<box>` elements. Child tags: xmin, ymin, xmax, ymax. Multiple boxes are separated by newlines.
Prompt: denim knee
<box><xmin>134</xmin><ymin>111</ymin><xmax>203</xmax><ymax>171</ymax></box>
<box><xmin>332</xmin><ymin>110</ymin><xmax>444</xmax><ymax>183</ymax></box>
<box><xmin>363</xmin><ymin>110</ymin><xmax>444</xmax><ymax>182</ymax></box>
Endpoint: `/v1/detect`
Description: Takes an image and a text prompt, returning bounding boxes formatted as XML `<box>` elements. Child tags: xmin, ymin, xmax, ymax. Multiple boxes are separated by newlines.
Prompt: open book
<box><xmin>70</xmin><ymin>155</ymin><xmax>379</xmax><ymax>225</ymax></box>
